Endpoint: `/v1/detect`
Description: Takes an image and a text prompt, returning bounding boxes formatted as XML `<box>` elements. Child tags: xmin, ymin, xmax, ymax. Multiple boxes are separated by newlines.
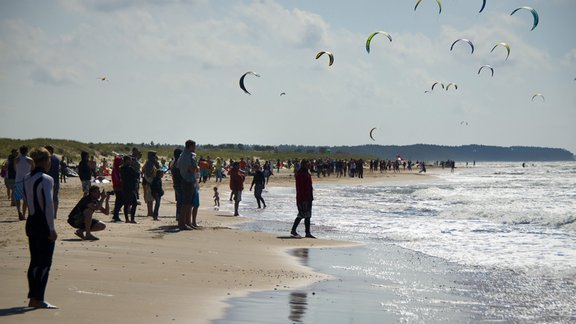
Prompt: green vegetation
<box><xmin>0</xmin><ymin>138</ymin><xmax>375</xmax><ymax>163</ymax></box>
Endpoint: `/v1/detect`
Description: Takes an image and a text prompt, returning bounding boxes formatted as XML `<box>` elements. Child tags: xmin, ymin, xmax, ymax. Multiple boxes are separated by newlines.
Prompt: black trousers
<box><xmin>27</xmin><ymin>236</ymin><xmax>55</xmax><ymax>301</ymax></box>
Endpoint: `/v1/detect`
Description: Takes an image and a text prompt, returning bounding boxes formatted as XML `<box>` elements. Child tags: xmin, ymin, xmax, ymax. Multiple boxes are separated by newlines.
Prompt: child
<box><xmin>150</xmin><ymin>170</ymin><xmax>164</xmax><ymax>220</ymax></box>
<box><xmin>213</xmin><ymin>186</ymin><xmax>220</xmax><ymax>208</ymax></box>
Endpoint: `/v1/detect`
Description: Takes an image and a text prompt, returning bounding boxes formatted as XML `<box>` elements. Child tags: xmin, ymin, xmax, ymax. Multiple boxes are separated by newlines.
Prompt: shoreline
<box><xmin>0</xmin><ymin>169</ymin><xmax>432</xmax><ymax>323</ymax></box>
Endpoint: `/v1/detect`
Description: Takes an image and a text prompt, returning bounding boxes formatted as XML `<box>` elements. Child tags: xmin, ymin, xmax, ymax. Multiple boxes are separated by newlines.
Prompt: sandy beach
<box><xmin>0</xmin><ymin>168</ymin><xmax>431</xmax><ymax>323</ymax></box>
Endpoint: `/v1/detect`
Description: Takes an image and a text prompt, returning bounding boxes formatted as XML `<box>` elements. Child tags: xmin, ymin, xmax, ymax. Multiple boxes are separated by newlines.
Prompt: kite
<box><xmin>414</xmin><ymin>0</ymin><xmax>442</xmax><ymax>14</ymax></box>
<box><xmin>460</xmin><ymin>121</ymin><xmax>469</xmax><ymax>126</ymax></box>
<box><xmin>490</xmin><ymin>42</ymin><xmax>511</xmax><ymax>61</ymax></box>
<box><xmin>479</xmin><ymin>0</ymin><xmax>486</xmax><ymax>13</ymax></box>
<box><xmin>239</xmin><ymin>71</ymin><xmax>260</xmax><ymax>95</ymax></box>
<box><xmin>446</xmin><ymin>82</ymin><xmax>458</xmax><ymax>91</ymax></box>
<box><xmin>366</xmin><ymin>31</ymin><xmax>392</xmax><ymax>53</ymax></box>
<box><xmin>450</xmin><ymin>38</ymin><xmax>474</xmax><ymax>54</ymax></box>
<box><xmin>315</xmin><ymin>51</ymin><xmax>334</xmax><ymax>66</ymax></box>
<box><xmin>431</xmin><ymin>81</ymin><xmax>444</xmax><ymax>91</ymax></box>
<box><xmin>369</xmin><ymin>128</ymin><xmax>377</xmax><ymax>141</ymax></box>
<box><xmin>280</xmin><ymin>92</ymin><xmax>286</xmax><ymax>96</ymax></box>
<box><xmin>531</xmin><ymin>93</ymin><xmax>545</xmax><ymax>102</ymax></box>
<box><xmin>98</xmin><ymin>76</ymin><xmax>108</xmax><ymax>81</ymax></box>
<box><xmin>478</xmin><ymin>65</ymin><xmax>494</xmax><ymax>77</ymax></box>
<box><xmin>510</xmin><ymin>6</ymin><xmax>539</xmax><ymax>31</ymax></box>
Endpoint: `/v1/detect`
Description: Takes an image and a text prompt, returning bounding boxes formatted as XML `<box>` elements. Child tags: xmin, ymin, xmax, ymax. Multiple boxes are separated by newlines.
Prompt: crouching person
<box><xmin>67</xmin><ymin>186</ymin><xmax>109</xmax><ymax>241</ymax></box>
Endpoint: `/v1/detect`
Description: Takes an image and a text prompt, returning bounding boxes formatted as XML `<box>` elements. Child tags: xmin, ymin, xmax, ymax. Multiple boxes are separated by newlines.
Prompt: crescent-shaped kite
<box><xmin>450</xmin><ymin>38</ymin><xmax>475</xmax><ymax>54</ymax></box>
<box><xmin>280</xmin><ymin>92</ymin><xmax>286</xmax><ymax>96</ymax></box>
<box><xmin>315</xmin><ymin>51</ymin><xmax>334</xmax><ymax>66</ymax></box>
<box><xmin>239</xmin><ymin>71</ymin><xmax>260</xmax><ymax>95</ymax></box>
<box><xmin>414</xmin><ymin>0</ymin><xmax>442</xmax><ymax>14</ymax></box>
<box><xmin>478</xmin><ymin>65</ymin><xmax>494</xmax><ymax>77</ymax></box>
<box><xmin>479</xmin><ymin>0</ymin><xmax>486</xmax><ymax>13</ymax></box>
<box><xmin>531</xmin><ymin>93</ymin><xmax>545</xmax><ymax>102</ymax></box>
<box><xmin>431</xmin><ymin>81</ymin><xmax>445</xmax><ymax>91</ymax></box>
<box><xmin>366</xmin><ymin>31</ymin><xmax>392</xmax><ymax>53</ymax></box>
<box><xmin>369</xmin><ymin>128</ymin><xmax>376</xmax><ymax>141</ymax></box>
<box><xmin>490</xmin><ymin>42</ymin><xmax>511</xmax><ymax>61</ymax></box>
<box><xmin>510</xmin><ymin>6</ymin><xmax>539</xmax><ymax>31</ymax></box>
<box><xmin>446</xmin><ymin>82</ymin><xmax>458</xmax><ymax>91</ymax></box>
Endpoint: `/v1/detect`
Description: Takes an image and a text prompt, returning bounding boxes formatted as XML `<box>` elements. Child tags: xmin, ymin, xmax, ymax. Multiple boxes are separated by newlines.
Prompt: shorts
<box><xmin>296</xmin><ymin>201</ymin><xmax>312</xmax><ymax>219</ymax></box>
<box><xmin>13</xmin><ymin>181</ymin><xmax>24</xmax><ymax>201</ymax></box>
<box><xmin>181</xmin><ymin>181</ymin><xmax>198</xmax><ymax>206</ymax></box>
<box><xmin>81</xmin><ymin>180</ymin><xmax>91</xmax><ymax>193</ymax></box>
<box><xmin>232</xmin><ymin>190</ymin><xmax>242</xmax><ymax>202</ymax></box>
<box><xmin>143</xmin><ymin>184</ymin><xmax>153</xmax><ymax>203</ymax></box>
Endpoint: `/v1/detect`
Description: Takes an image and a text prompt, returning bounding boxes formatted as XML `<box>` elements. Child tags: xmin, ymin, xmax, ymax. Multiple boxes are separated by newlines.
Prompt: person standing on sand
<box><xmin>78</xmin><ymin>151</ymin><xmax>91</xmax><ymax>196</ymax></box>
<box><xmin>5</xmin><ymin>149</ymin><xmax>17</xmax><ymax>204</ymax></box>
<box><xmin>291</xmin><ymin>159</ymin><xmax>315</xmax><ymax>238</ymax></box>
<box><xmin>120</xmin><ymin>156</ymin><xmax>139</xmax><ymax>223</ymax></box>
<box><xmin>88</xmin><ymin>155</ymin><xmax>97</xmax><ymax>180</ymax></box>
<box><xmin>142</xmin><ymin>151</ymin><xmax>158</xmax><ymax>218</ymax></box>
<box><xmin>177</xmin><ymin>140</ymin><xmax>199</xmax><ymax>230</ymax></box>
<box><xmin>250</xmin><ymin>165</ymin><xmax>266</xmax><ymax>209</ymax></box>
<box><xmin>59</xmin><ymin>158</ymin><xmax>67</xmax><ymax>183</ymax></box>
<box><xmin>111</xmin><ymin>155</ymin><xmax>124</xmax><ymax>222</ymax></box>
<box><xmin>214</xmin><ymin>157</ymin><xmax>223</xmax><ymax>182</ymax></box>
<box><xmin>150</xmin><ymin>169</ymin><xmax>164</xmax><ymax>221</ymax></box>
<box><xmin>170</xmin><ymin>149</ymin><xmax>183</xmax><ymax>222</ymax></box>
<box><xmin>15</xmin><ymin>145</ymin><xmax>34</xmax><ymax>220</ymax></box>
<box><xmin>24</xmin><ymin>147</ymin><xmax>57</xmax><ymax>309</ymax></box>
<box><xmin>67</xmin><ymin>185</ymin><xmax>109</xmax><ymax>241</ymax></box>
<box><xmin>44</xmin><ymin>146</ymin><xmax>60</xmax><ymax>219</ymax></box>
<box><xmin>229</xmin><ymin>162</ymin><xmax>245</xmax><ymax>216</ymax></box>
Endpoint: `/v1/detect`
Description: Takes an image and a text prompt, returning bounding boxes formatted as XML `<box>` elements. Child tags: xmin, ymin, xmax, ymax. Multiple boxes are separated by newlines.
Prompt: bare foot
<box><xmin>29</xmin><ymin>299</ymin><xmax>58</xmax><ymax>309</ymax></box>
<box><xmin>74</xmin><ymin>230</ymin><xmax>84</xmax><ymax>240</ymax></box>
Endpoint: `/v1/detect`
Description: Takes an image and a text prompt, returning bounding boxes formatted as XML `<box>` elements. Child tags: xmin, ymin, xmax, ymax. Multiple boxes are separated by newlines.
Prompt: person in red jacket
<box><xmin>291</xmin><ymin>159</ymin><xmax>315</xmax><ymax>238</ymax></box>
<box><xmin>229</xmin><ymin>162</ymin><xmax>245</xmax><ymax>216</ymax></box>
<box><xmin>110</xmin><ymin>155</ymin><xmax>123</xmax><ymax>222</ymax></box>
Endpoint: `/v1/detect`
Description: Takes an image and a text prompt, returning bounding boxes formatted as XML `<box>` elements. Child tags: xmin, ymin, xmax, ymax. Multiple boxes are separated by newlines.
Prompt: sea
<box><xmin>215</xmin><ymin>162</ymin><xmax>576</xmax><ymax>323</ymax></box>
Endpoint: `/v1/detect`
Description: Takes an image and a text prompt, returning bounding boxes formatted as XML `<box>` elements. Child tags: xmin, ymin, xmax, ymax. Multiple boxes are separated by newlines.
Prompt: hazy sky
<box><xmin>1</xmin><ymin>0</ymin><xmax>575</xmax><ymax>153</ymax></box>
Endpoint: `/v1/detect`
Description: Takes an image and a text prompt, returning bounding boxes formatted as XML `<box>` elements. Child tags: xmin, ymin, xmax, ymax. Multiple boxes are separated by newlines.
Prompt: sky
<box><xmin>1</xmin><ymin>0</ymin><xmax>575</xmax><ymax>154</ymax></box>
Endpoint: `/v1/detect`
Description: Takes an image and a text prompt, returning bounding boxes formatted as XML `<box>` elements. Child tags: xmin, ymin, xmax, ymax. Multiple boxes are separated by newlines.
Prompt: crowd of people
<box><xmin>1</xmin><ymin>140</ymin><xmax>446</xmax><ymax>309</ymax></box>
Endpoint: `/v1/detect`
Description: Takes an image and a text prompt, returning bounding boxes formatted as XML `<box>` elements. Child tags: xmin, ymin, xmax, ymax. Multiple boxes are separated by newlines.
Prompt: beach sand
<box><xmin>0</xmin><ymin>168</ymin><xmax>432</xmax><ymax>323</ymax></box>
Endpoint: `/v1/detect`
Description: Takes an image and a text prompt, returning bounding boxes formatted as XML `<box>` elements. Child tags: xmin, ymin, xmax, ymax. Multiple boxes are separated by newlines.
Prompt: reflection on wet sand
<box><xmin>289</xmin><ymin>291</ymin><xmax>307</xmax><ymax>323</ymax></box>
<box><xmin>289</xmin><ymin>248</ymin><xmax>310</xmax><ymax>322</ymax></box>
<box><xmin>292</xmin><ymin>248</ymin><xmax>309</xmax><ymax>266</ymax></box>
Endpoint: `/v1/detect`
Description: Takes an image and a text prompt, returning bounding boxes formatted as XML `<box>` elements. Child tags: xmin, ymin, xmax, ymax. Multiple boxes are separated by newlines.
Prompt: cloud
<box><xmin>234</xmin><ymin>1</ymin><xmax>330</xmax><ymax>49</ymax></box>
<box><xmin>561</xmin><ymin>48</ymin><xmax>576</xmax><ymax>66</ymax></box>
<box><xmin>0</xmin><ymin>19</ymin><xmax>81</xmax><ymax>85</ymax></box>
<box><xmin>30</xmin><ymin>66</ymin><xmax>78</xmax><ymax>85</ymax></box>
<box><xmin>59</xmin><ymin>0</ymin><xmax>207</xmax><ymax>12</ymax></box>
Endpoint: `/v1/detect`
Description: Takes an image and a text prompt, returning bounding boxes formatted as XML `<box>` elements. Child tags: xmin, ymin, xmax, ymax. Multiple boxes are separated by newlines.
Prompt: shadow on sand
<box><xmin>0</xmin><ymin>306</ymin><xmax>35</xmax><ymax>317</ymax></box>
